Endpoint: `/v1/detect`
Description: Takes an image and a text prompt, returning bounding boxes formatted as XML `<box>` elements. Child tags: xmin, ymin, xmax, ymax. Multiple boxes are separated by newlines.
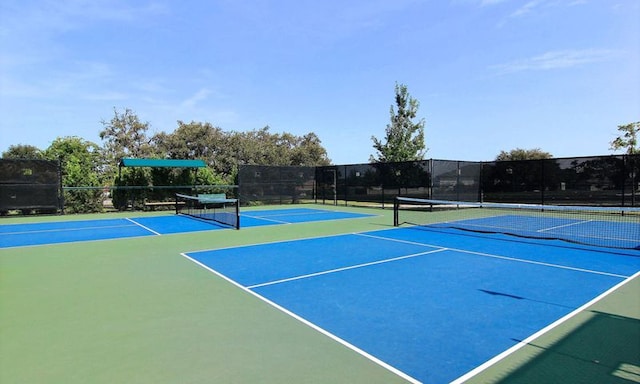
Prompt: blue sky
<box><xmin>1</xmin><ymin>0</ymin><xmax>638</xmax><ymax>164</ymax></box>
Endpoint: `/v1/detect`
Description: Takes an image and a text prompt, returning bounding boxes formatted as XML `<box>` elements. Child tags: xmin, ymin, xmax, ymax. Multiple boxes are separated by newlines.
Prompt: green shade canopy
<box><xmin>119</xmin><ymin>158</ymin><xmax>207</xmax><ymax>168</ymax></box>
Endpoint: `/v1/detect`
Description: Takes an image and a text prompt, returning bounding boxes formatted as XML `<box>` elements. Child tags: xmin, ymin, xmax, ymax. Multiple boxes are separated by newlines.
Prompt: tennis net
<box><xmin>394</xmin><ymin>197</ymin><xmax>640</xmax><ymax>250</ymax></box>
<box><xmin>175</xmin><ymin>193</ymin><xmax>240</xmax><ymax>229</ymax></box>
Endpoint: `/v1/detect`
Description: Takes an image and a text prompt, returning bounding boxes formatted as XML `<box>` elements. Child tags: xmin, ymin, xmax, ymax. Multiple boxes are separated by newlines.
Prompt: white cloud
<box><xmin>509</xmin><ymin>0</ymin><xmax>543</xmax><ymax>18</ymax></box>
<box><xmin>180</xmin><ymin>89</ymin><xmax>211</xmax><ymax>109</ymax></box>
<box><xmin>506</xmin><ymin>0</ymin><xmax>587</xmax><ymax>19</ymax></box>
<box><xmin>491</xmin><ymin>49</ymin><xmax>619</xmax><ymax>74</ymax></box>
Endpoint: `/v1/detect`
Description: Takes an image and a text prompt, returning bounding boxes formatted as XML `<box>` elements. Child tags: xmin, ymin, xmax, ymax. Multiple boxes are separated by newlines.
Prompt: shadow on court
<box><xmin>499</xmin><ymin>310</ymin><xmax>640</xmax><ymax>383</ymax></box>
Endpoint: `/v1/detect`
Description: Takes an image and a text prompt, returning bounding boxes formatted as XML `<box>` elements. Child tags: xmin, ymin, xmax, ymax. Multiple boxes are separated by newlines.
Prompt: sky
<box><xmin>1</xmin><ymin>0</ymin><xmax>639</xmax><ymax>165</ymax></box>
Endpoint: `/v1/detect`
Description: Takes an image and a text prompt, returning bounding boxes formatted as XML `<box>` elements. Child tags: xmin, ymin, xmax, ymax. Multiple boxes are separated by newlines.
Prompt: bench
<box><xmin>197</xmin><ymin>193</ymin><xmax>227</xmax><ymax>202</ymax></box>
<box><xmin>144</xmin><ymin>200</ymin><xmax>185</xmax><ymax>211</ymax></box>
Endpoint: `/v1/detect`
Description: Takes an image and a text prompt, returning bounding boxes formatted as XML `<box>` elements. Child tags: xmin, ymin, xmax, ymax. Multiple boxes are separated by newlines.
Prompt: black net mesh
<box><xmin>0</xmin><ymin>159</ymin><xmax>62</xmax><ymax>213</ymax></box>
<box><xmin>96</xmin><ymin>154</ymin><xmax>632</xmax><ymax>211</ymax></box>
<box><xmin>432</xmin><ymin>160</ymin><xmax>481</xmax><ymax>202</ymax></box>
<box><xmin>315</xmin><ymin>161</ymin><xmax>431</xmax><ymax>206</ymax></box>
<box><xmin>480</xmin><ymin>155</ymin><xmax>637</xmax><ymax>206</ymax></box>
<box><xmin>238</xmin><ymin>165</ymin><xmax>316</xmax><ymax>205</ymax></box>
<box><xmin>240</xmin><ymin>155</ymin><xmax>638</xmax><ymax>208</ymax></box>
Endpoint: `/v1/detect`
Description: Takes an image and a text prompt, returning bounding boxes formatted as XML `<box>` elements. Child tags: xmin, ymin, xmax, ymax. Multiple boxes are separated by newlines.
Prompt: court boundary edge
<box><xmin>450</xmin><ymin>270</ymin><xmax>640</xmax><ymax>383</ymax></box>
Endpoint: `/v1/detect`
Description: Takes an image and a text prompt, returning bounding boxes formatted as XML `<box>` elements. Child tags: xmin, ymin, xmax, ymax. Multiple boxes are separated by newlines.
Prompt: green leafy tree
<box><xmin>2</xmin><ymin>144</ymin><xmax>45</xmax><ymax>159</ymax></box>
<box><xmin>99</xmin><ymin>108</ymin><xmax>157</xmax><ymax>209</ymax></box>
<box><xmin>610</xmin><ymin>122</ymin><xmax>640</xmax><ymax>155</ymax></box>
<box><xmin>153</xmin><ymin>120</ymin><xmax>232</xmax><ymax>183</ymax></box>
<box><xmin>231</xmin><ymin>126</ymin><xmax>330</xmax><ymax>167</ymax></box>
<box><xmin>290</xmin><ymin>132</ymin><xmax>331</xmax><ymax>166</ymax></box>
<box><xmin>45</xmin><ymin>136</ymin><xmax>104</xmax><ymax>213</ymax></box>
<box><xmin>233</xmin><ymin>127</ymin><xmax>291</xmax><ymax>166</ymax></box>
<box><xmin>370</xmin><ymin>83</ymin><xmax>426</xmax><ymax>163</ymax></box>
<box><xmin>154</xmin><ymin>121</ymin><xmax>224</xmax><ymax>161</ymax></box>
<box><xmin>495</xmin><ymin>148</ymin><xmax>552</xmax><ymax>161</ymax></box>
<box><xmin>99</xmin><ymin>108</ymin><xmax>155</xmax><ymax>177</ymax></box>
<box><xmin>111</xmin><ymin>167</ymin><xmax>151</xmax><ymax>210</ymax></box>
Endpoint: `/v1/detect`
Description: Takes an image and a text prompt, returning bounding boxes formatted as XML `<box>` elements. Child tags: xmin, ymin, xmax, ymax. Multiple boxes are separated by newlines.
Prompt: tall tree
<box><xmin>610</xmin><ymin>121</ymin><xmax>640</xmax><ymax>154</ymax></box>
<box><xmin>99</xmin><ymin>108</ymin><xmax>155</xmax><ymax>176</ymax></box>
<box><xmin>496</xmin><ymin>148</ymin><xmax>552</xmax><ymax>161</ymax></box>
<box><xmin>370</xmin><ymin>83</ymin><xmax>426</xmax><ymax>163</ymax></box>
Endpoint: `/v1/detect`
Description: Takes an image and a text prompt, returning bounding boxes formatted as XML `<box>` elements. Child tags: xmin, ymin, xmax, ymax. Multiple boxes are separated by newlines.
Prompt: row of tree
<box><xmin>2</xmin><ymin>108</ymin><xmax>333</xmax><ymax>212</ymax></box>
<box><xmin>5</xmin><ymin>109</ymin><xmax>332</xmax><ymax>174</ymax></box>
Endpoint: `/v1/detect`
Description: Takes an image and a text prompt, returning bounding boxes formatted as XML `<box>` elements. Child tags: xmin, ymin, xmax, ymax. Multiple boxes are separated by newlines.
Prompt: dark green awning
<box><xmin>119</xmin><ymin>158</ymin><xmax>207</xmax><ymax>168</ymax></box>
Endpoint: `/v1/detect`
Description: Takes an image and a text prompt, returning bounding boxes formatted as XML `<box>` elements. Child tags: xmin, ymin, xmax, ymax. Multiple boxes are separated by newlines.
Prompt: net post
<box><xmin>234</xmin><ymin>199</ymin><xmax>240</xmax><ymax>229</ymax></box>
<box><xmin>393</xmin><ymin>197</ymin><xmax>399</xmax><ymax>226</ymax></box>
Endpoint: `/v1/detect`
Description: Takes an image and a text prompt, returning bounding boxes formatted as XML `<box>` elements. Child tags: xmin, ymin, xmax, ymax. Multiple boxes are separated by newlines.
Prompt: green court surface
<box><xmin>1</xmin><ymin>205</ymin><xmax>638</xmax><ymax>384</ymax></box>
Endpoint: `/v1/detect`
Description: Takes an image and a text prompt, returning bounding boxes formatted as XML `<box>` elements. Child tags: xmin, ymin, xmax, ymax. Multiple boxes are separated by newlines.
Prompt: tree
<box><xmin>2</xmin><ymin>144</ymin><xmax>44</xmax><ymax>159</ymax></box>
<box><xmin>290</xmin><ymin>132</ymin><xmax>331</xmax><ymax>166</ymax></box>
<box><xmin>154</xmin><ymin>121</ymin><xmax>224</xmax><ymax>161</ymax></box>
<box><xmin>610</xmin><ymin>122</ymin><xmax>640</xmax><ymax>154</ymax></box>
<box><xmin>370</xmin><ymin>83</ymin><xmax>426</xmax><ymax>163</ymax></box>
<box><xmin>495</xmin><ymin>148</ymin><xmax>552</xmax><ymax>161</ymax></box>
<box><xmin>99</xmin><ymin>108</ymin><xmax>155</xmax><ymax>177</ymax></box>
<box><xmin>231</xmin><ymin>126</ymin><xmax>330</xmax><ymax>167</ymax></box>
<box><xmin>45</xmin><ymin>136</ymin><xmax>104</xmax><ymax>213</ymax></box>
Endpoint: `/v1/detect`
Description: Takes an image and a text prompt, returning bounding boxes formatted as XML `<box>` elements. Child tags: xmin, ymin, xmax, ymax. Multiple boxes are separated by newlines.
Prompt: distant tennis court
<box><xmin>0</xmin><ymin>208</ymin><xmax>374</xmax><ymax>248</ymax></box>
<box><xmin>185</xmin><ymin>222</ymin><xmax>640</xmax><ymax>383</ymax></box>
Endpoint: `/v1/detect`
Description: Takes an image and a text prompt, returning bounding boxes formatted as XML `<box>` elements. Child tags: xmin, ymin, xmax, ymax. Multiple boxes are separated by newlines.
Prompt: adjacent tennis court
<box><xmin>0</xmin><ymin>208</ymin><xmax>375</xmax><ymax>248</ymax></box>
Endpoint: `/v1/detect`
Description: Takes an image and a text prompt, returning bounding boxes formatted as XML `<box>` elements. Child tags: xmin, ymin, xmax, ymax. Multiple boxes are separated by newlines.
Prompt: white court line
<box><xmin>241</xmin><ymin>214</ymin><xmax>291</xmax><ymax>224</ymax></box>
<box><xmin>358</xmin><ymin>232</ymin><xmax>631</xmax><ymax>279</ymax></box>
<box><xmin>180</xmin><ymin>252</ymin><xmax>422</xmax><ymax>384</ymax></box>
<box><xmin>1</xmin><ymin>223</ymin><xmax>138</xmax><ymax>236</ymax></box>
<box><xmin>246</xmin><ymin>210</ymin><xmax>333</xmax><ymax>218</ymax></box>
<box><xmin>450</xmin><ymin>270</ymin><xmax>640</xmax><ymax>384</ymax></box>
<box><xmin>242</xmin><ymin>210</ymin><xmax>374</xmax><ymax>225</ymax></box>
<box><xmin>537</xmin><ymin>219</ymin><xmax>593</xmax><ymax>233</ymax></box>
<box><xmin>125</xmin><ymin>218</ymin><xmax>162</xmax><ymax>236</ymax></box>
<box><xmin>247</xmin><ymin>248</ymin><xmax>447</xmax><ymax>289</ymax></box>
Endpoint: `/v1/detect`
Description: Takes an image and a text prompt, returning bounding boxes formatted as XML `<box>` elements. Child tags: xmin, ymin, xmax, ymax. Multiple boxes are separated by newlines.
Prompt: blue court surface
<box><xmin>184</xmin><ymin>227</ymin><xmax>640</xmax><ymax>384</ymax></box>
<box><xmin>0</xmin><ymin>208</ymin><xmax>374</xmax><ymax>248</ymax></box>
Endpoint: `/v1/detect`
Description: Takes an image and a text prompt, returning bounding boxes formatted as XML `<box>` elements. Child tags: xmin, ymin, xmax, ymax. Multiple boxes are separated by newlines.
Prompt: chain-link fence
<box><xmin>0</xmin><ymin>159</ymin><xmax>62</xmax><ymax>214</ymax></box>
<box><xmin>2</xmin><ymin>155</ymin><xmax>636</xmax><ymax>214</ymax></box>
<box><xmin>241</xmin><ymin>155</ymin><xmax>638</xmax><ymax>207</ymax></box>
<box><xmin>481</xmin><ymin>155</ymin><xmax>638</xmax><ymax>206</ymax></box>
<box><xmin>237</xmin><ymin>165</ymin><xmax>316</xmax><ymax>206</ymax></box>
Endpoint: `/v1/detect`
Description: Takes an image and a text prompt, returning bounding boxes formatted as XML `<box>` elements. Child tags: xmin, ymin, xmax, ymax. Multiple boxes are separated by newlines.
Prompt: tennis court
<box><xmin>0</xmin><ymin>208</ymin><xmax>374</xmax><ymax>248</ymax></box>
<box><xmin>1</xmin><ymin>203</ymin><xmax>638</xmax><ymax>384</ymax></box>
<box><xmin>184</xmin><ymin>226</ymin><xmax>639</xmax><ymax>383</ymax></box>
